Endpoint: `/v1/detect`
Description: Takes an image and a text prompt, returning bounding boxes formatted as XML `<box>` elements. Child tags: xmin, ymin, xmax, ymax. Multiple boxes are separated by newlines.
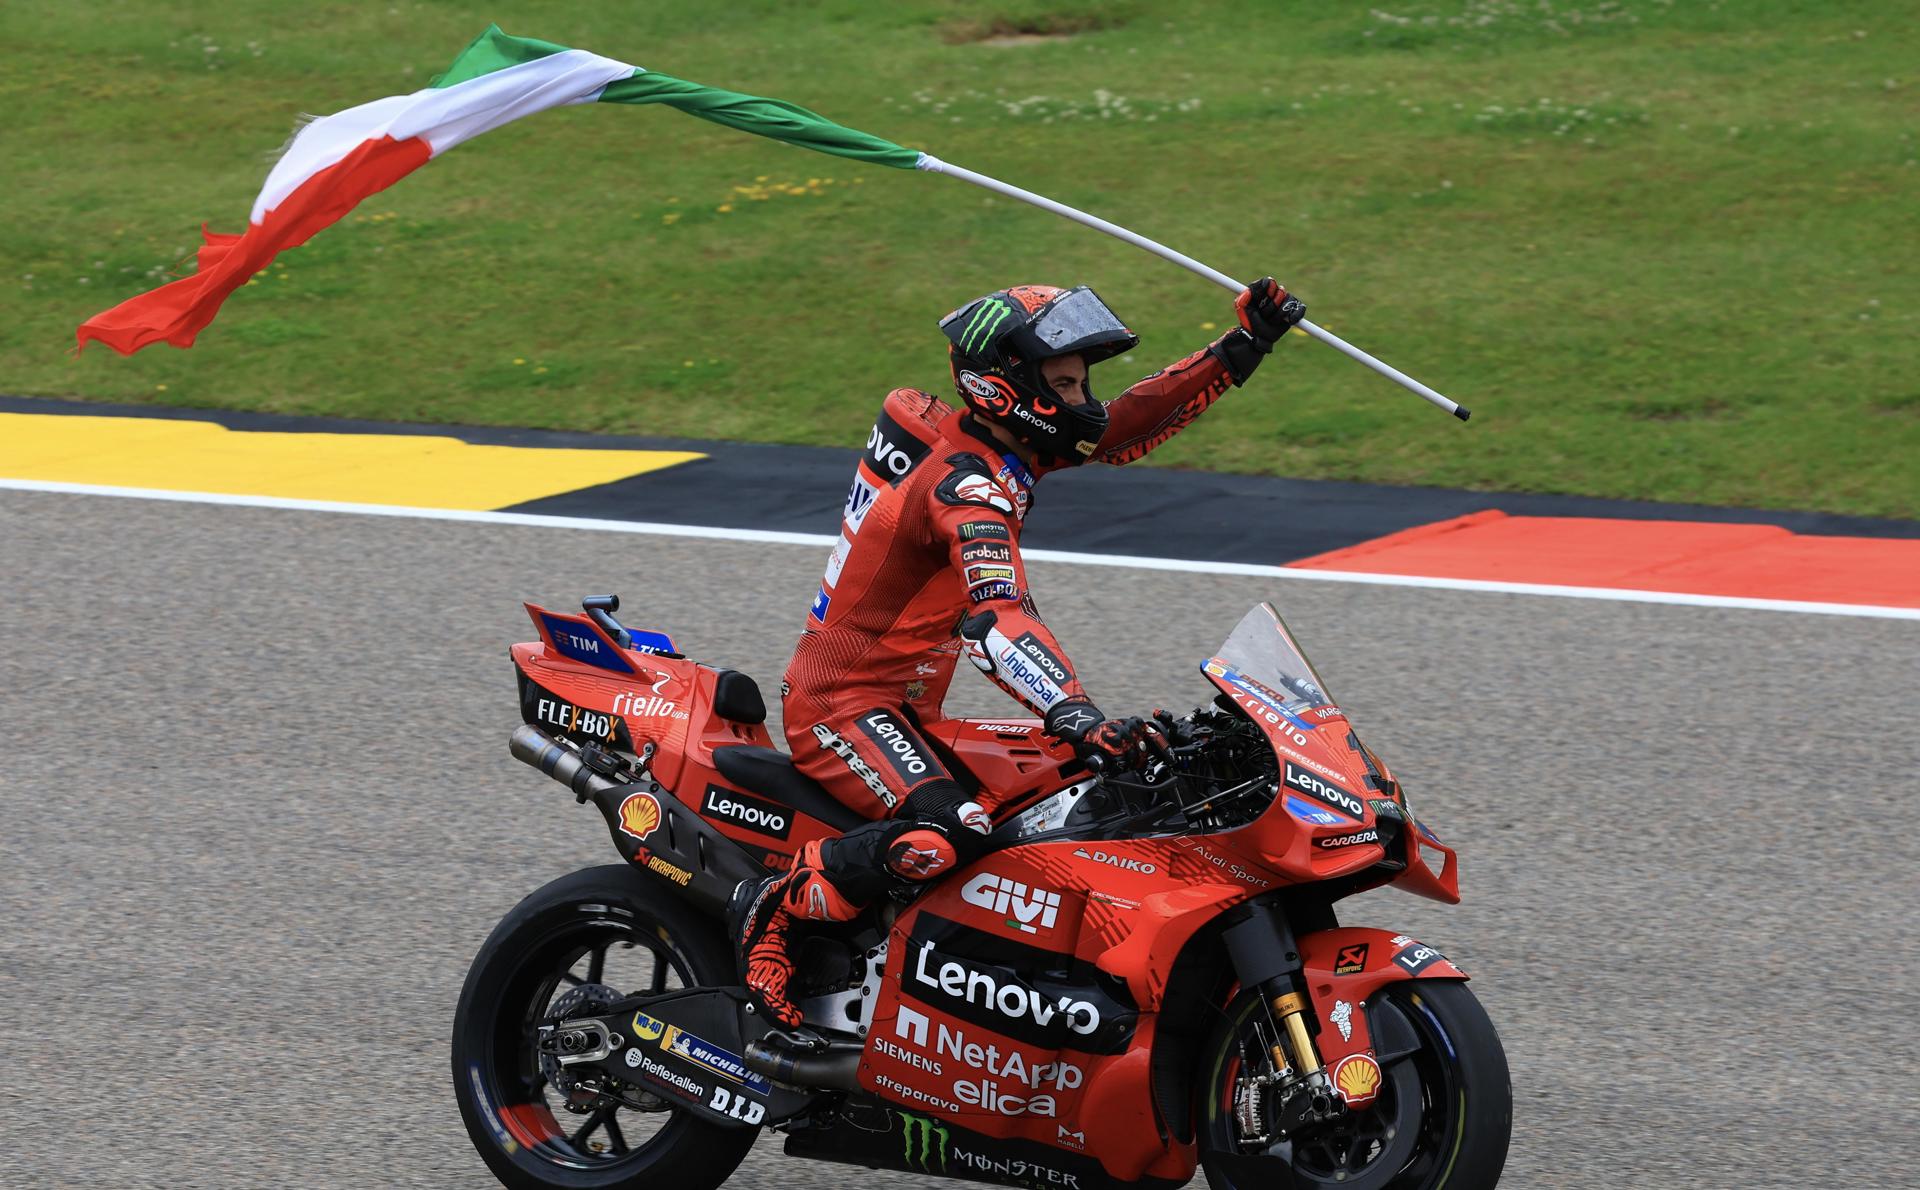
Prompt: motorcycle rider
<box><xmin>733</xmin><ymin>278</ymin><xmax>1306</xmax><ymax>1029</ymax></box>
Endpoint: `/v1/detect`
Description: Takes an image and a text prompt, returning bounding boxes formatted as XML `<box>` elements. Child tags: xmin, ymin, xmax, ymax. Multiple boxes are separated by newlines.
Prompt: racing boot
<box><xmin>730</xmin><ymin>839</ymin><xmax>862</xmax><ymax>1029</ymax></box>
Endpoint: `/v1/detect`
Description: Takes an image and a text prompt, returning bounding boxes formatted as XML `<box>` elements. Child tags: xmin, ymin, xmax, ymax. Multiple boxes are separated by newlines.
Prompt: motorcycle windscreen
<box><xmin>1203</xmin><ymin>602</ymin><xmax>1338</xmax><ymax>720</ymax></box>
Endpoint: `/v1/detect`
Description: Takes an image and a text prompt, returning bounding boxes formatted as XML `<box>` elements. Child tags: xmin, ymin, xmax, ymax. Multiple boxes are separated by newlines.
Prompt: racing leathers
<box><xmin>734</xmin><ymin>336</ymin><xmax>1249</xmax><ymax>1028</ymax></box>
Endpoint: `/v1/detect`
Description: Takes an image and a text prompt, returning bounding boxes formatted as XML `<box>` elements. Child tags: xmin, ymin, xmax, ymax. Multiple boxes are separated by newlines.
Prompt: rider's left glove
<box><xmin>1212</xmin><ymin>277</ymin><xmax>1306</xmax><ymax>386</ymax></box>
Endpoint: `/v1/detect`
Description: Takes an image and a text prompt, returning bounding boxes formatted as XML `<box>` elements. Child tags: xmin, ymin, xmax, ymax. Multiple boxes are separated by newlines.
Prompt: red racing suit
<box><xmin>782</xmin><ymin>339</ymin><xmax>1242</xmax><ymax>819</ymax></box>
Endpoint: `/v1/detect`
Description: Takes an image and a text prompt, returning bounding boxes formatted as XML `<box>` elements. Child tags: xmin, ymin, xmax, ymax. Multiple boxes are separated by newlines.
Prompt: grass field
<box><xmin>5</xmin><ymin>0</ymin><xmax>1916</xmax><ymax>518</ymax></box>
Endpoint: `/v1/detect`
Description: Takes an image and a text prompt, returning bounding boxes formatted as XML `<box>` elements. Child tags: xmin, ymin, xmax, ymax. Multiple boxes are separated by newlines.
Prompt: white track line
<box><xmin>4</xmin><ymin>478</ymin><xmax>1917</xmax><ymax>622</ymax></box>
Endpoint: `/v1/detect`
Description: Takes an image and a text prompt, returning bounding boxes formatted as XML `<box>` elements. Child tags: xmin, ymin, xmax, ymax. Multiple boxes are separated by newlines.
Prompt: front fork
<box><xmin>1221</xmin><ymin>900</ymin><xmax>1342</xmax><ymax>1141</ymax></box>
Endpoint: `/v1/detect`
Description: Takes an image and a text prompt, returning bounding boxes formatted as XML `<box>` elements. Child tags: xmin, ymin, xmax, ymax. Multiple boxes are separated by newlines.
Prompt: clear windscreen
<box><xmin>1206</xmin><ymin>603</ymin><xmax>1336</xmax><ymax>719</ymax></box>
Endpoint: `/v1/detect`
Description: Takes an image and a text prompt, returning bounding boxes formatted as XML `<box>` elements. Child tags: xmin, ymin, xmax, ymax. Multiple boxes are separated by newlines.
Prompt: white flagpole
<box><xmin>916</xmin><ymin>153</ymin><xmax>1470</xmax><ymax>422</ymax></box>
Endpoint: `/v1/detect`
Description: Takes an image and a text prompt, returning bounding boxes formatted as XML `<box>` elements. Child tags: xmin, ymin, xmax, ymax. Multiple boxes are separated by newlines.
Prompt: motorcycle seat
<box><xmin>712</xmin><ymin>745</ymin><xmax>868</xmax><ymax>833</ymax></box>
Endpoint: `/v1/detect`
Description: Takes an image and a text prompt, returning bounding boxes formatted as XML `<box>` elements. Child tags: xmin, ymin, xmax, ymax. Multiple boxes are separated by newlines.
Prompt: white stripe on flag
<box><xmin>252</xmin><ymin>49</ymin><xmax>635</xmax><ymax>220</ymax></box>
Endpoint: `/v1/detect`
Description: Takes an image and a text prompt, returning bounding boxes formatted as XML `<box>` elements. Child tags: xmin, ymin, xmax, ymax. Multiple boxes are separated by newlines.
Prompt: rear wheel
<box><xmin>1199</xmin><ymin>981</ymin><xmax>1510</xmax><ymax>1190</ymax></box>
<box><xmin>452</xmin><ymin>865</ymin><xmax>757</xmax><ymax>1189</ymax></box>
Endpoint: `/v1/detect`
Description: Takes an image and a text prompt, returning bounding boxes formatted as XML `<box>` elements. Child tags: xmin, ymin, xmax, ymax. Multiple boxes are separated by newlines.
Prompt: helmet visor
<box><xmin>1026</xmin><ymin>287</ymin><xmax>1137</xmax><ymax>360</ymax></box>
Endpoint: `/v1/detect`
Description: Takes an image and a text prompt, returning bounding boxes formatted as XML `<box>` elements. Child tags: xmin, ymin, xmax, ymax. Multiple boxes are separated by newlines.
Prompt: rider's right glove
<box><xmin>1045</xmin><ymin>700</ymin><xmax>1171</xmax><ymax>773</ymax></box>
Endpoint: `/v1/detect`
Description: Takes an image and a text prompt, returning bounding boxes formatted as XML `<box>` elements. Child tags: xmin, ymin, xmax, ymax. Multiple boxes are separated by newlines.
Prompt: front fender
<box><xmin>1296</xmin><ymin>927</ymin><xmax>1467</xmax><ymax>1104</ymax></box>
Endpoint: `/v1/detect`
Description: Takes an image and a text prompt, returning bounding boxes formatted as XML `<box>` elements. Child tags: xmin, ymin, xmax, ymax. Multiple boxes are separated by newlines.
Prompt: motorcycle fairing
<box><xmin>514</xmin><ymin>603</ymin><xmax>847</xmax><ymax>871</ymax></box>
<box><xmin>785</xmin><ymin>1105</ymin><xmax>1187</xmax><ymax>1190</ymax></box>
<box><xmin>1295</xmin><ymin>926</ymin><xmax>1468</xmax><ymax>1095</ymax></box>
<box><xmin>856</xmin><ymin>840</ymin><xmax>1268</xmax><ymax>1186</ymax></box>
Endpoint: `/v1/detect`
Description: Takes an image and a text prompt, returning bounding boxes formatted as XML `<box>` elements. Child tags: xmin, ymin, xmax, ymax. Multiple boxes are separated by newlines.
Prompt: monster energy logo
<box><xmin>897</xmin><ymin>1111</ymin><xmax>949</xmax><ymax>1171</ymax></box>
<box><xmin>960</xmin><ymin>300</ymin><xmax>1011</xmax><ymax>355</ymax></box>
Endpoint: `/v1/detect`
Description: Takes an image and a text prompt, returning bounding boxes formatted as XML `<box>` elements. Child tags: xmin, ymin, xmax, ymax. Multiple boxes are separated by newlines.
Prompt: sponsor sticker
<box><xmin>645</xmin><ymin>854</ymin><xmax>692</xmax><ymax>885</ymax></box>
<box><xmin>539</xmin><ymin>612</ymin><xmax>635</xmax><ymax>674</ymax></box>
<box><xmin>960</xmin><ymin>541</ymin><xmax>1012</xmax><ymax>564</ymax></box>
<box><xmin>1330</xmin><ymin>1000</ymin><xmax>1354</xmax><ymax>1042</ymax></box>
<box><xmin>1333</xmin><ymin>943</ymin><xmax>1369</xmax><ymax>975</ymax></box>
<box><xmin>813</xmin><ymin>724</ymin><xmax>898</xmax><ymax>808</ymax></box>
<box><xmin>1333</xmin><ymin>1053</ymin><xmax>1383</xmax><ymax>1107</ymax></box>
<box><xmin>857</xmin><ymin>709</ymin><xmax>934</xmax><ymax>787</ymax></box>
<box><xmin>1073</xmin><ymin>847</ymin><xmax>1157</xmax><ymax>875</ymax></box>
<box><xmin>863</xmin><ymin>411</ymin><xmax>931</xmax><ymax>484</ymax></box>
<box><xmin>1284</xmin><ymin>794</ymin><xmax>1346</xmax><ymax>827</ymax></box>
<box><xmin>664</xmin><ymin>1025</ymin><xmax>773</xmax><ymax>1094</ymax></box>
<box><xmin>809</xmin><ymin>586</ymin><xmax>831</xmax><ymax>622</ymax></box>
<box><xmin>631</xmin><ymin>1011</ymin><xmax>667</xmax><ymax>1041</ymax></box>
<box><xmin>629</xmin><ymin>1049</ymin><xmax>705</xmax><ymax>1102</ymax></box>
<box><xmin>960</xmin><ymin>872</ymin><xmax>1062</xmax><ymax>934</ymax></box>
<box><xmin>844</xmin><ymin>475</ymin><xmax>880</xmax><ymax>533</ymax></box>
<box><xmin>901</xmin><ymin>922</ymin><xmax>1130</xmax><ymax>1053</ymax></box>
<box><xmin>1393</xmin><ymin>943</ymin><xmax>1448</xmax><ymax>976</ymax></box>
<box><xmin>964</xmin><ymin>564</ymin><xmax>1016</xmax><ymax>585</ymax></box>
<box><xmin>1368</xmin><ymin>797</ymin><xmax>1405</xmax><ymax>820</ymax></box>
<box><xmin>1011</xmin><ymin>632</ymin><xmax>1072</xmax><ymax>685</ymax></box>
<box><xmin>957</xmin><ymin>520</ymin><xmax>1010</xmax><ymax>541</ymax></box>
<box><xmin>1282</xmin><ymin>762</ymin><xmax>1365</xmax><ymax>819</ymax></box>
<box><xmin>940</xmin><ymin>471</ymin><xmax>1015</xmax><ymax>513</ymax></box>
<box><xmin>709</xmin><ymin>1084</ymin><xmax>766</xmax><ymax>1125</ymax></box>
<box><xmin>610</xmin><ymin>688</ymin><xmax>683</xmax><ymax>721</ymax></box>
<box><xmin>891</xmin><ymin>1005</ymin><xmax>1086</xmax><ymax>1121</ymax></box>
<box><xmin>969</xmin><ymin>580</ymin><xmax>1020</xmax><ymax>605</ymax></box>
<box><xmin>1316</xmin><ymin>829</ymin><xmax>1381</xmax><ymax>850</ymax></box>
<box><xmin>702</xmin><ymin>784</ymin><xmax>793</xmax><ymax>840</ymax></box>
<box><xmin>627</xmin><ymin>627</ymin><xmax>679</xmax><ymax>656</ymax></box>
<box><xmin>824</xmin><ymin>533</ymin><xmax>853</xmax><ymax>587</ymax></box>
<box><xmin>617</xmin><ymin>792</ymin><xmax>662</xmax><ymax>841</ymax></box>
<box><xmin>983</xmin><ymin>632</ymin><xmax>1069</xmax><ymax>707</ymax></box>
<box><xmin>529</xmin><ymin>695</ymin><xmax>626</xmax><ymax>745</ymax></box>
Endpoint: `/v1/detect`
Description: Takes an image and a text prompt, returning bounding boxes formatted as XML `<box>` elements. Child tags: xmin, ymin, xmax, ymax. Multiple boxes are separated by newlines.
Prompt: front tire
<box><xmin>452</xmin><ymin>864</ymin><xmax>756</xmax><ymax>1190</ymax></box>
<box><xmin>1199</xmin><ymin>981</ymin><xmax>1511</xmax><ymax>1190</ymax></box>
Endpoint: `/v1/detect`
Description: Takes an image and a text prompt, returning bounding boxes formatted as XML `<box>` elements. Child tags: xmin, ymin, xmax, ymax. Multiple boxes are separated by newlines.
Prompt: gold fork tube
<box><xmin>1270</xmin><ymin>991</ymin><xmax>1323</xmax><ymax>1075</ymax></box>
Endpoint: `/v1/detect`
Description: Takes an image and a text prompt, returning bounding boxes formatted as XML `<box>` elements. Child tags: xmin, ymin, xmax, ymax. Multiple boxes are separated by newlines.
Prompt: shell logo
<box><xmin>618</xmin><ymin>792</ymin><xmax>662</xmax><ymax>841</ymax></box>
<box><xmin>1333</xmin><ymin>1053</ymin><xmax>1384</xmax><ymax>1107</ymax></box>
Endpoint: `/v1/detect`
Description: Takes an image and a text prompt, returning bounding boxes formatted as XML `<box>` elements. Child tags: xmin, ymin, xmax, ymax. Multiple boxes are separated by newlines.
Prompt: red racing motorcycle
<box><xmin>453</xmin><ymin>597</ymin><xmax>1511</xmax><ymax>1189</ymax></box>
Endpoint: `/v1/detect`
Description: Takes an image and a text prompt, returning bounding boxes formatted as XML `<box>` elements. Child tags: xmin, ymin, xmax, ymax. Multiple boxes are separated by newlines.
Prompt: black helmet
<box><xmin>939</xmin><ymin>285</ymin><xmax>1139</xmax><ymax>465</ymax></box>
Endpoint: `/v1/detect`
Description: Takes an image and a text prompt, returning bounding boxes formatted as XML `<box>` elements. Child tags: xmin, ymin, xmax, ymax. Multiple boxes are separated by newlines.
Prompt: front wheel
<box><xmin>1199</xmin><ymin>981</ymin><xmax>1511</xmax><ymax>1190</ymax></box>
<box><xmin>452</xmin><ymin>864</ymin><xmax>757</xmax><ymax>1190</ymax></box>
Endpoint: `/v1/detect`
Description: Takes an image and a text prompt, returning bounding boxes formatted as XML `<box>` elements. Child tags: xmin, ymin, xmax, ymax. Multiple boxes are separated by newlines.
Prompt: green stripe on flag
<box><xmin>432</xmin><ymin>25</ymin><xmax>572</xmax><ymax>89</ymax></box>
<box><xmin>429</xmin><ymin>26</ymin><xmax>919</xmax><ymax>169</ymax></box>
<box><xmin>598</xmin><ymin>71</ymin><xmax>921</xmax><ymax>170</ymax></box>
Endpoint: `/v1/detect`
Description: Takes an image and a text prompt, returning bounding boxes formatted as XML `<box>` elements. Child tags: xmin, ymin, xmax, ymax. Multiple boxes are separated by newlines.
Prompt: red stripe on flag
<box><xmin>75</xmin><ymin>135</ymin><xmax>434</xmax><ymax>356</ymax></box>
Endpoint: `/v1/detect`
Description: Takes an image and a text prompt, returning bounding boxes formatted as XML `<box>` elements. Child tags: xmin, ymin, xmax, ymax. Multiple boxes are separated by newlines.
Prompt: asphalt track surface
<box><xmin>2</xmin><ymin>488</ymin><xmax>1916</xmax><ymax>1189</ymax></box>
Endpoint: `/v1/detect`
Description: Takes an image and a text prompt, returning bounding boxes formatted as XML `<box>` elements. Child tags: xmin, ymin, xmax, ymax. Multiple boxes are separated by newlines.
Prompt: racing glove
<box><xmin>1045</xmin><ymin>700</ymin><xmax>1171</xmax><ymax>773</ymax></box>
<box><xmin>1212</xmin><ymin>277</ymin><xmax>1306</xmax><ymax>386</ymax></box>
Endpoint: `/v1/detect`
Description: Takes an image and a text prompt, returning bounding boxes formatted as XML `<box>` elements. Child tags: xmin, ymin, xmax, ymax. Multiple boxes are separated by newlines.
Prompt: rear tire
<box><xmin>452</xmin><ymin>864</ymin><xmax>756</xmax><ymax>1189</ymax></box>
<box><xmin>1199</xmin><ymin>980</ymin><xmax>1510</xmax><ymax>1190</ymax></box>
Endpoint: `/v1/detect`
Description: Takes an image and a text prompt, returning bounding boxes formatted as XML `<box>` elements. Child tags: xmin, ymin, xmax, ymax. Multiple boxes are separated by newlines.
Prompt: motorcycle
<box><xmin>453</xmin><ymin>595</ymin><xmax>1511</xmax><ymax>1189</ymax></box>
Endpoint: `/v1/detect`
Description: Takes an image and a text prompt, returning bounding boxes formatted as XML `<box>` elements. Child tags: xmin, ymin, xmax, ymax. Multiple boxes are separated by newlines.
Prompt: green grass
<box><xmin>4</xmin><ymin>0</ymin><xmax>1916</xmax><ymax>518</ymax></box>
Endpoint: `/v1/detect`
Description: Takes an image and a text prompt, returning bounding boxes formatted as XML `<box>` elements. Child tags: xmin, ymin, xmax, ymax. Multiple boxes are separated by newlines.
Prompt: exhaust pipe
<box><xmin>510</xmin><ymin>724</ymin><xmax>619</xmax><ymax>799</ymax></box>
<box><xmin>509</xmin><ymin>725</ymin><xmax>767</xmax><ymax>917</ymax></box>
<box><xmin>744</xmin><ymin>1038</ymin><xmax>864</xmax><ymax>1091</ymax></box>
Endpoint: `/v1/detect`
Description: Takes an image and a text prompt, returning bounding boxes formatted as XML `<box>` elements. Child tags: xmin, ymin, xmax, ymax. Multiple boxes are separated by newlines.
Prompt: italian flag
<box><xmin>77</xmin><ymin>26</ymin><xmax>922</xmax><ymax>356</ymax></box>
